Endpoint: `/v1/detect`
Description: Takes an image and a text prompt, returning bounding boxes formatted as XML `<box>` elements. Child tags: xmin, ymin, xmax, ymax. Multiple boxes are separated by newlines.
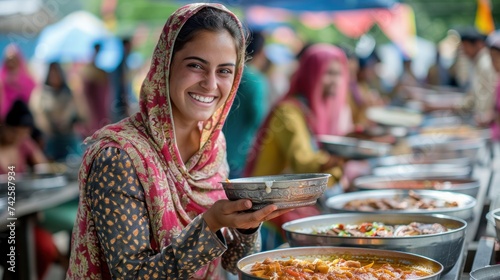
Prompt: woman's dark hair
<box><xmin>44</xmin><ymin>62</ymin><xmax>69</xmax><ymax>92</ymax></box>
<box><xmin>5</xmin><ymin>100</ymin><xmax>34</xmax><ymax>128</ymax></box>
<box><xmin>173</xmin><ymin>7</ymin><xmax>246</xmax><ymax>65</ymax></box>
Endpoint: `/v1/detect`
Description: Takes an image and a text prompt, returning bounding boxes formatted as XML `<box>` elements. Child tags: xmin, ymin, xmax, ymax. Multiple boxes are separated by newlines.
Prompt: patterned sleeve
<box><xmin>222</xmin><ymin>226</ymin><xmax>261</xmax><ymax>274</ymax></box>
<box><xmin>87</xmin><ymin>147</ymin><xmax>227</xmax><ymax>279</ymax></box>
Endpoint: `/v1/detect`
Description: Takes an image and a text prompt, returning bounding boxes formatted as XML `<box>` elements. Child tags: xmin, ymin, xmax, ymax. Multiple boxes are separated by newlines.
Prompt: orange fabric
<box><xmin>475</xmin><ymin>0</ymin><xmax>495</xmax><ymax>34</ymax></box>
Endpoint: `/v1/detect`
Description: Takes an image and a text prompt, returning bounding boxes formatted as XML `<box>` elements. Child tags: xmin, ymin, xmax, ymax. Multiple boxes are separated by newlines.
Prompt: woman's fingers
<box><xmin>204</xmin><ymin>199</ymin><xmax>299</xmax><ymax>231</ymax></box>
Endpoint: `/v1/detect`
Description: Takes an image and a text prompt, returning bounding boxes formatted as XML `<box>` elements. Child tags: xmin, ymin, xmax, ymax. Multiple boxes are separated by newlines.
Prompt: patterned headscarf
<box><xmin>68</xmin><ymin>3</ymin><xmax>245</xmax><ymax>279</ymax></box>
<box><xmin>285</xmin><ymin>44</ymin><xmax>352</xmax><ymax>136</ymax></box>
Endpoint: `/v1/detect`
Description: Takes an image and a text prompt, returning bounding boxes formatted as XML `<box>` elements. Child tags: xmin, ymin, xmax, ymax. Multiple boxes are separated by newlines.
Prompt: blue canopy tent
<box><xmin>177</xmin><ymin>0</ymin><xmax>399</xmax><ymax>12</ymax></box>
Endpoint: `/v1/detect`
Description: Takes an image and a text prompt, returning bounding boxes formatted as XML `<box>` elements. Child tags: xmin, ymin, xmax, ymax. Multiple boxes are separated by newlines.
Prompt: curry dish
<box><xmin>313</xmin><ymin>222</ymin><xmax>448</xmax><ymax>237</ymax></box>
<box><xmin>248</xmin><ymin>257</ymin><xmax>432</xmax><ymax>279</ymax></box>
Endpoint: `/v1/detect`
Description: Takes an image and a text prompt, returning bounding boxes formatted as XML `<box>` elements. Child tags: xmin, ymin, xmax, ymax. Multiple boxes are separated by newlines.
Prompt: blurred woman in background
<box><xmin>32</xmin><ymin>62</ymin><xmax>85</xmax><ymax>161</ymax></box>
<box><xmin>244</xmin><ymin>44</ymin><xmax>352</xmax><ymax>250</ymax></box>
<box><xmin>0</xmin><ymin>44</ymin><xmax>36</xmax><ymax>121</ymax></box>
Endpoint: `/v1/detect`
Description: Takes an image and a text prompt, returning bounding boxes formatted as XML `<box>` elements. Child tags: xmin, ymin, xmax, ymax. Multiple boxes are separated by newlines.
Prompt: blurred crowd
<box><xmin>1</xmin><ymin>15</ymin><xmax>499</xmax><ymax>277</ymax></box>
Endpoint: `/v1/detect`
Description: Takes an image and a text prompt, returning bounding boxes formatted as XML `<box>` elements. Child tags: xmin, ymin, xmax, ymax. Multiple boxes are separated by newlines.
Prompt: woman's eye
<box><xmin>219</xmin><ymin>68</ymin><xmax>232</xmax><ymax>74</ymax></box>
<box><xmin>188</xmin><ymin>63</ymin><xmax>202</xmax><ymax>69</ymax></box>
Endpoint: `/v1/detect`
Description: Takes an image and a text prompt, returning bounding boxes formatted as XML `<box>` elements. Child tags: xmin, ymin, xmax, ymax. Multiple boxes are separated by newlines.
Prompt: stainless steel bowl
<box><xmin>354</xmin><ymin>176</ymin><xmax>480</xmax><ymax>197</ymax></box>
<box><xmin>282</xmin><ymin>213</ymin><xmax>466</xmax><ymax>273</ymax></box>
<box><xmin>221</xmin><ymin>173</ymin><xmax>330</xmax><ymax>211</ymax></box>
<box><xmin>470</xmin><ymin>265</ymin><xmax>500</xmax><ymax>280</ymax></box>
<box><xmin>325</xmin><ymin>189</ymin><xmax>476</xmax><ymax>221</ymax></box>
<box><xmin>237</xmin><ymin>246</ymin><xmax>443</xmax><ymax>280</ymax></box>
<box><xmin>372</xmin><ymin>163</ymin><xmax>472</xmax><ymax>178</ymax></box>
<box><xmin>318</xmin><ymin>134</ymin><xmax>392</xmax><ymax>160</ymax></box>
<box><xmin>485</xmin><ymin>208</ymin><xmax>500</xmax><ymax>241</ymax></box>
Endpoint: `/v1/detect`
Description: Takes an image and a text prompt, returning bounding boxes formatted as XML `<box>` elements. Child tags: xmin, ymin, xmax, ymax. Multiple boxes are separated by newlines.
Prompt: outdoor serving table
<box><xmin>0</xmin><ymin>180</ymin><xmax>79</xmax><ymax>280</ymax></box>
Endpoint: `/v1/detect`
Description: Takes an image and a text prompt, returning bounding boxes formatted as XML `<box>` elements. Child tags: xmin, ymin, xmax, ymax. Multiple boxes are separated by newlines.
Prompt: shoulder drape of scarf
<box><xmin>68</xmin><ymin>3</ymin><xmax>245</xmax><ymax>279</ymax></box>
<box><xmin>244</xmin><ymin>44</ymin><xmax>352</xmax><ymax>176</ymax></box>
<box><xmin>0</xmin><ymin>44</ymin><xmax>36</xmax><ymax>120</ymax></box>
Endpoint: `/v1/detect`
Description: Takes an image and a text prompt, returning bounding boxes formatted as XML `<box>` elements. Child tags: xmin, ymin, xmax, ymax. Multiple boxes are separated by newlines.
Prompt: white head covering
<box><xmin>486</xmin><ymin>30</ymin><xmax>500</xmax><ymax>49</ymax></box>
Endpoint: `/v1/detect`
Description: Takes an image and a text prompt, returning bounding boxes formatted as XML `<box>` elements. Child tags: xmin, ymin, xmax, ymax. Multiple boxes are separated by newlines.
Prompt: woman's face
<box><xmin>5</xmin><ymin>52</ymin><xmax>20</xmax><ymax>72</ymax></box>
<box><xmin>322</xmin><ymin>59</ymin><xmax>343</xmax><ymax>98</ymax></box>
<box><xmin>47</xmin><ymin>65</ymin><xmax>63</xmax><ymax>88</ymax></box>
<box><xmin>169</xmin><ymin>30</ymin><xmax>237</xmax><ymax>126</ymax></box>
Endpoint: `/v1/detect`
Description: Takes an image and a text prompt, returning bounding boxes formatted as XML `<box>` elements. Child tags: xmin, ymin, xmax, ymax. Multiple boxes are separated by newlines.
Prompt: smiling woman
<box><xmin>66</xmin><ymin>3</ymin><xmax>292</xmax><ymax>280</ymax></box>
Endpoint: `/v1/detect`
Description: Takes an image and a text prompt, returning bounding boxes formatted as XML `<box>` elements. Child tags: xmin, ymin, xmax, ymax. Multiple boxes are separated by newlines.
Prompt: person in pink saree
<box><xmin>66</xmin><ymin>3</ymin><xmax>289</xmax><ymax>279</ymax></box>
<box><xmin>0</xmin><ymin>44</ymin><xmax>37</xmax><ymax>121</ymax></box>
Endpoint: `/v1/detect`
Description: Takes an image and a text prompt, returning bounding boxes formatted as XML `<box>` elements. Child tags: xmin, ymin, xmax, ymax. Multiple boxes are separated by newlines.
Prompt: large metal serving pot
<box><xmin>353</xmin><ymin>175</ymin><xmax>480</xmax><ymax>197</ymax></box>
<box><xmin>324</xmin><ymin>189</ymin><xmax>476</xmax><ymax>221</ymax></box>
<box><xmin>237</xmin><ymin>246</ymin><xmax>443</xmax><ymax>280</ymax></box>
<box><xmin>374</xmin><ymin>153</ymin><xmax>472</xmax><ymax>167</ymax></box>
<box><xmin>405</xmin><ymin>134</ymin><xmax>486</xmax><ymax>160</ymax></box>
<box><xmin>282</xmin><ymin>213</ymin><xmax>466</xmax><ymax>274</ymax></box>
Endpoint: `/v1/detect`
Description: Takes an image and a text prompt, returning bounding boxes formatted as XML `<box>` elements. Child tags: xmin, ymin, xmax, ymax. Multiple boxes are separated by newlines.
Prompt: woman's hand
<box><xmin>202</xmin><ymin>199</ymin><xmax>292</xmax><ymax>233</ymax></box>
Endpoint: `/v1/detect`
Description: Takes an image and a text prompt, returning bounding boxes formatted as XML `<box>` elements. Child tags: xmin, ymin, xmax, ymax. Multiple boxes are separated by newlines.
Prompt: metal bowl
<box><xmin>374</xmin><ymin>153</ymin><xmax>471</xmax><ymax>167</ymax></box>
<box><xmin>237</xmin><ymin>246</ymin><xmax>443</xmax><ymax>280</ymax></box>
<box><xmin>485</xmin><ymin>208</ymin><xmax>500</xmax><ymax>241</ymax></box>
<box><xmin>318</xmin><ymin>134</ymin><xmax>392</xmax><ymax>160</ymax></box>
<box><xmin>354</xmin><ymin>176</ymin><xmax>480</xmax><ymax>197</ymax></box>
<box><xmin>470</xmin><ymin>265</ymin><xmax>500</xmax><ymax>280</ymax></box>
<box><xmin>325</xmin><ymin>189</ymin><xmax>476</xmax><ymax>221</ymax></box>
<box><xmin>371</xmin><ymin>163</ymin><xmax>472</xmax><ymax>178</ymax></box>
<box><xmin>221</xmin><ymin>173</ymin><xmax>330</xmax><ymax>211</ymax></box>
<box><xmin>282</xmin><ymin>213</ymin><xmax>466</xmax><ymax>274</ymax></box>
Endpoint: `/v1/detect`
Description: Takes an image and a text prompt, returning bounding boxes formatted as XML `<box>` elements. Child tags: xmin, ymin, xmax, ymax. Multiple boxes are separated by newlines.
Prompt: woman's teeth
<box><xmin>189</xmin><ymin>93</ymin><xmax>215</xmax><ymax>103</ymax></box>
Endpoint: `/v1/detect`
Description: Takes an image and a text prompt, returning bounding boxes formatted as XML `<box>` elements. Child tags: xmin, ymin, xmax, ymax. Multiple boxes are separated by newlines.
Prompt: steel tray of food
<box><xmin>406</xmin><ymin>134</ymin><xmax>485</xmax><ymax>160</ymax></box>
<box><xmin>221</xmin><ymin>173</ymin><xmax>330</xmax><ymax>211</ymax></box>
<box><xmin>324</xmin><ymin>189</ymin><xmax>476</xmax><ymax>221</ymax></box>
<box><xmin>366</xmin><ymin>106</ymin><xmax>423</xmax><ymax>127</ymax></box>
<box><xmin>371</xmin><ymin>163</ymin><xmax>472</xmax><ymax>179</ymax></box>
<box><xmin>318</xmin><ymin>135</ymin><xmax>392</xmax><ymax>160</ymax></box>
<box><xmin>353</xmin><ymin>176</ymin><xmax>480</xmax><ymax>197</ymax></box>
<box><xmin>237</xmin><ymin>246</ymin><xmax>443</xmax><ymax>280</ymax></box>
<box><xmin>282</xmin><ymin>213</ymin><xmax>466</xmax><ymax>274</ymax></box>
<box><xmin>418</xmin><ymin>125</ymin><xmax>491</xmax><ymax>140</ymax></box>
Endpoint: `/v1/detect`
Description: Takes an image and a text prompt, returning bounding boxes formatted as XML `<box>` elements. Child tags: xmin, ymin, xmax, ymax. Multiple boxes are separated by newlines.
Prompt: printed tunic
<box><xmin>86</xmin><ymin>147</ymin><xmax>260</xmax><ymax>279</ymax></box>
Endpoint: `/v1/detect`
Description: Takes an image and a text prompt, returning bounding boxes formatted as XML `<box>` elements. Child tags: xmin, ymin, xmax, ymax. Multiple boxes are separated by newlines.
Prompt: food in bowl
<box><xmin>344</xmin><ymin>190</ymin><xmax>458</xmax><ymax>211</ymax></box>
<box><xmin>282</xmin><ymin>213</ymin><xmax>466</xmax><ymax>274</ymax></box>
<box><xmin>238</xmin><ymin>247</ymin><xmax>443</xmax><ymax>280</ymax></box>
<box><xmin>248</xmin><ymin>256</ymin><xmax>433</xmax><ymax>279</ymax></box>
<box><xmin>221</xmin><ymin>173</ymin><xmax>330</xmax><ymax>211</ymax></box>
<box><xmin>313</xmin><ymin>221</ymin><xmax>448</xmax><ymax>237</ymax></box>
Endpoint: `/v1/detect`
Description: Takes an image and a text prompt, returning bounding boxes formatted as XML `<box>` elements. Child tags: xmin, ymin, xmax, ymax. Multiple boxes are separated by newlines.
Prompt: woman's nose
<box><xmin>200</xmin><ymin>72</ymin><xmax>217</xmax><ymax>91</ymax></box>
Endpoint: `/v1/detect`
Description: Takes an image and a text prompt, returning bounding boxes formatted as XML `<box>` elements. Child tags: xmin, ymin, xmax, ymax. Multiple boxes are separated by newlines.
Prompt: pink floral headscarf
<box><xmin>285</xmin><ymin>44</ymin><xmax>352</xmax><ymax>136</ymax></box>
<box><xmin>68</xmin><ymin>3</ymin><xmax>245</xmax><ymax>279</ymax></box>
<box><xmin>0</xmin><ymin>44</ymin><xmax>36</xmax><ymax>121</ymax></box>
